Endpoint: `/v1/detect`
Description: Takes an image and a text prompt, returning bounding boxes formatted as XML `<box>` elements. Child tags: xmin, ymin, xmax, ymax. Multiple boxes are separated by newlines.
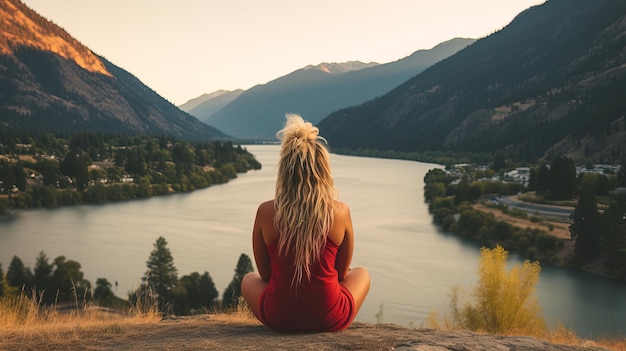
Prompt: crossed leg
<box><xmin>241</xmin><ymin>272</ymin><xmax>268</xmax><ymax>321</ymax></box>
<box><xmin>241</xmin><ymin>267</ymin><xmax>370</xmax><ymax>323</ymax></box>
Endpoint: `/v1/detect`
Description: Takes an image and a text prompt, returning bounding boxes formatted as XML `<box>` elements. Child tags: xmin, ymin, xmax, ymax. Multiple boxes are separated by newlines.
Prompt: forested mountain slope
<box><xmin>202</xmin><ymin>38</ymin><xmax>474</xmax><ymax>140</ymax></box>
<box><xmin>0</xmin><ymin>0</ymin><xmax>226</xmax><ymax>140</ymax></box>
<box><xmin>318</xmin><ymin>0</ymin><xmax>626</xmax><ymax>163</ymax></box>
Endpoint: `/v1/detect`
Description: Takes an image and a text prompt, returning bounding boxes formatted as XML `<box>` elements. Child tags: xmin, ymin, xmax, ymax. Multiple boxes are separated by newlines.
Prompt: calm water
<box><xmin>1</xmin><ymin>145</ymin><xmax>625</xmax><ymax>338</ymax></box>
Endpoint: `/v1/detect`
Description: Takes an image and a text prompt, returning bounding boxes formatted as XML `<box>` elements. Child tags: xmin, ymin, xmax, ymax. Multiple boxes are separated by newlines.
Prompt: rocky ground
<box><xmin>1</xmin><ymin>314</ymin><xmax>608</xmax><ymax>351</ymax></box>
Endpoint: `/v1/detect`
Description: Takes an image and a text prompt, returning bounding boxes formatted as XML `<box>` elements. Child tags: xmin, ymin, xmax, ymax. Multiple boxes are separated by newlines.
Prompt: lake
<box><xmin>1</xmin><ymin>144</ymin><xmax>625</xmax><ymax>338</ymax></box>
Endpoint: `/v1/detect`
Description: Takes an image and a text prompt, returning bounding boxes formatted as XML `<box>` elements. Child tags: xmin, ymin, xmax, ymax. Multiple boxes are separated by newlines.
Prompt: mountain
<box><xmin>179</xmin><ymin>89</ymin><xmax>243</xmax><ymax>121</ymax></box>
<box><xmin>0</xmin><ymin>0</ymin><xmax>226</xmax><ymax>140</ymax></box>
<box><xmin>198</xmin><ymin>38</ymin><xmax>475</xmax><ymax>140</ymax></box>
<box><xmin>317</xmin><ymin>0</ymin><xmax>626</xmax><ymax>163</ymax></box>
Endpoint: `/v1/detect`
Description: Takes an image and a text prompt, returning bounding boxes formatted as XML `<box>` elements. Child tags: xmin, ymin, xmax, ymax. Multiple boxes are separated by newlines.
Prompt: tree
<box><xmin>12</xmin><ymin>161</ymin><xmax>27</xmax><ymax>191</ymax></box>
<box><xmin>33</xmin><ymin>251</ymin><xmax>54</xmax><ymax>302</ymax></box>
<box><xmin>492</xmin><ymin>153</ymin><xmax>506</xmax><ymax>172</ymax></box>
<box><xmin>548</xmin><ymin>156</ymin><xmax>577</xmax><ymax>200</ymax></box>
<box><xmin>0</xmin><ymin>159</ymin><xmax>16</xmax><ymax>203</ymax></box>
<box><xmin>173</xmin><ymin>271</ymin><xmax>219</xmax><ymax>315</ymax></box>
<box><xmin>198</xmin><ymin>271</ymin><xmax>219</xmax><ymax>308</ymax></box>
<box><xmin>600</xmin><ymin>201</ymin><xmax>626</xmax><ymax>271</ymax></box>
<box><xmin>222</xmin><ymin>253</ymin><xmax>254</xmax><ymax>309</ymax></box>
<box><xmin>7</xmin><ymin>255</ymin><xmax>31</xmax><ymax>290</ymax></box>
<box><xmin>424</xmin><ymin>168</ymin><xmax>448</xmax><ymax>185</ymax></box>
<box><xmin>74</xmin><ymin>154</ymin><xmax>90</xmax><ymax>192</ymax></box>
<box><xmin>38</xmin><ymin>158</ymin><xmax>61</xmax><ymax>187</ymax></box>
<box><xmin>579</xmin><ymin>173</ymin><xmax>610</xmax><ymax>196</ymax></box>
<box><xmin>51</xmin><ymin>256</ymin><xmax>89</xmax><ymax>302</ymax></box>
<box><xmin>0</xmin><ymin>160</ymin><xmax>15</xmax><ymax>184</ymax></box>
<box><xmin>528</xmin><ymin>163</ymin><xmax>549</xmax><ymax>192</ymax></box>
<box><xmin>430</xmin><ymin>245</ymin><xmax>545</xmax><ymax>335</ymax></box>
<box><xmin>569</xmin><ymin>190</ymin><xmax>601</xmax><ymax>262</ymax></box>
<box><xmin>144</xmin><ymin>236</ymin><xmax>178</xmax><ymax>309</ymax></box>
<box><xmin>618</xmin><ymin>161</ymin><xmax>626</xmax><ymax>187</ymax></box>
<box><xmin>424</xmin><ymin>182</ymin><xmax>446</xmax><ymax>202</ymax></box>
<box><xmin>93</xmin><ymin>278</ymin><xmax>115</xmax><ymax>305</ymax></box>
<box><xmin>137</xmin><ymin>176</ymin><xmax>153</xmax><ymax>198</ymax></box>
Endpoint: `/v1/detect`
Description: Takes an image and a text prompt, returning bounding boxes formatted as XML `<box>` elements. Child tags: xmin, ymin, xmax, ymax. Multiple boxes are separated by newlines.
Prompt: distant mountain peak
<box><xmin>0</xmin><ymin>0</ymin><xmax>111</xmax><ymax>76</ymax></box>
<box><xmin>179</xmin><ymin>89</ymin><xmax>244</xmax><ymax>116</ymax></box>
<box><xmin>179</xmin><ymin>89</ymin><xmax>243</xmax><ymax>110</ymax></box>
<box><xmin>303</xmin><ymin>61</ymin><xmax>379</xmax><ymax>74</ymax></box>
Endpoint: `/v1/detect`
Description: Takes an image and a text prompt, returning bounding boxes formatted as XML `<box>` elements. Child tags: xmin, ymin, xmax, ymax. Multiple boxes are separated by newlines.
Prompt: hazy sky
<box><xmin>22</xmin><ymin>0</ymin><xmax>544</xmax><ymax>105</ymax></box>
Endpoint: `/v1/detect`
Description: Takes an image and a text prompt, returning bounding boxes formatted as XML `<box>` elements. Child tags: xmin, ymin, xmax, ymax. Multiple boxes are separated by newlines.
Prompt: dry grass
<box><xmin>0</xmin><ymin>285</ymin><xmax>161</xmax><ymax>349</ymax></box>
<box><xmin>595</xmin><ymin>338</ymin><xmax>626</xmax><ymax>351</ymax></box>
<box><xmin>536</xmin><ymin>327</ymin><xmax>626</xmax><ymax>351</ymax></box>
<box><xmin>428</xmin><ymin>311</ymin><xmax>626</xmax><ymax>350</ymax></box>
<box><xmin>1</xmin><ymin>310</ymin><xmax>160</xmax><ymax>349</ymax></box>
<box><xmin>0</xmin><ymin>293</ymin><xmax>260</xmax><ymax>350</ymax></box>
<box><xmin>212</xmin><ymin>296</ymin><xmax>258</xmax><ymax>325</ymax></box>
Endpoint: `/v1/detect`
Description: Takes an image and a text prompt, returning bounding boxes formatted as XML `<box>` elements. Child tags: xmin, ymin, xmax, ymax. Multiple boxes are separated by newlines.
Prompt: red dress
<box><xmin>258</xmin><ymin>238</ymin><xmax>356</xmax><ymax>332</ymax></box>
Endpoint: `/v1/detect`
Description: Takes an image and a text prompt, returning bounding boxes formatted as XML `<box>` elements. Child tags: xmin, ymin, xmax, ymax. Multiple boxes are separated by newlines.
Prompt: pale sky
<box><xmin>22</xmin><ymin>0</ymin><xmax>545</xmax><ymax>106</ymax></box>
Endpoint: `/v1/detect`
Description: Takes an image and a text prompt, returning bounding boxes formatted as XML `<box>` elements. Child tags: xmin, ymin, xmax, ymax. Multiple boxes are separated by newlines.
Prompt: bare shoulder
<box><xmin>333</xmin><ymin>200</ymin><xmax>351</xmax><ymax>218</ymax></box>
<box><xmin>258</xmin><ymin>199</ymin><xmax>275</xmax><ymax>213</ymax></box>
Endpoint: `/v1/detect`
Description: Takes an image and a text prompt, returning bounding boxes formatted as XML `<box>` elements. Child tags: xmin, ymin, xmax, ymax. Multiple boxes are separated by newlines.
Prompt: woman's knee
<box><xmin>343</xmin><ymin>267</ymin><xmax>370</xmax><ymax>299</ymax></box>
<box><xmin>241</xmin><ymin>272</ymin><xmax>262</xmax><ymax>295</ymax></box>
<box><xmin>350</xmin><ymin>267</ymin><xmax>370</xmax><ymax>287</ymax></box>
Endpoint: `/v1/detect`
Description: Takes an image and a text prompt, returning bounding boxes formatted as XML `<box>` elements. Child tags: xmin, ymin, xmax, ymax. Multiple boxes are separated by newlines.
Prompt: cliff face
<box><xmin>1</xmin><ymin>315</ymin><xmax>608</xmax><ymax>351</ymax></box>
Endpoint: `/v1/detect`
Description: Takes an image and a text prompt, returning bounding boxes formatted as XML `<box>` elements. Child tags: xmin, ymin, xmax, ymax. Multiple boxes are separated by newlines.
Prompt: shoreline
<box><xmin>470</xmin><ymin>202</ymin><xmax>622</xmax><ymax>282</ymax></box>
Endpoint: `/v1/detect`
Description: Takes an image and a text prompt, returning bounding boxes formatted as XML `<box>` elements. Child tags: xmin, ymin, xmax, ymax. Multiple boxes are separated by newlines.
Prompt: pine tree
<box><xmin>93</xmin><ymin>278</ymin><xmax>114</xmax><ymax>304</ymax></box>
<box><xmin>528</xmin><ymin>163</ymin><xmax>549</xmax><ymax>192</ymax></box>
<box><xmin>33</xmin><ymin>251</ymin><xmax>54</xmax><ymax>302</ymax></box>
<box><xmin>7</xmin><ymin>255</ymin><xmax>30</xmax><ymax>289</ymax></box>
<box><xmin>601</xmin><ymin>201</ymin><xmax>626</xmax><ymax>271</ymax></box>
<box><xmin>570</xmin><ymin>190</ymin><xmax>601</xmax><ymax>262</ymax></box>
<box><xmin>144</xmin><ymin>236</ymin><xmax>178</xmax><ymax>309</ymax></box>
<box><xmin>199</xmin><ymin>271</ymin><xmax>219</xmax><ymax>308</ymax></box>
<box><xmin>548</xmin><ymin>156</ymin><xmax>577</xmax><ymax>200</ymax></box>
<box><xmin>222</xmin><ymin>253</ymin><xmax>254</xmax><ymax>309</ymax></box>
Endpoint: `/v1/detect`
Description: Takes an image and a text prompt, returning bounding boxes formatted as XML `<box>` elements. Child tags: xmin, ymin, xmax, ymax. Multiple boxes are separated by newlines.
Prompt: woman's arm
<box><xmin>252</xmin><ymin>202</ymin><xmax>272</xmax><ymax>282</ymax></box>
<box><xmin>335</xmin><ymin>203</ymin><xmax>354</xmax><ymax>281</ymax></box>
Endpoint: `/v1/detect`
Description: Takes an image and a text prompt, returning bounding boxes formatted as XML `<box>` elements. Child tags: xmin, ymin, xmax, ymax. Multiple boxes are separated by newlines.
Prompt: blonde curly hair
<box><xmin>274</xmin><ymin>113</ymin><xmax>338</xmax><ymax>285</ymax></box>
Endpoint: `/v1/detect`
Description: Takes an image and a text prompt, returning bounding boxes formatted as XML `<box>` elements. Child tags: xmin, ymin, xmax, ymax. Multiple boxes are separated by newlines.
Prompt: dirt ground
<box><xmin>0</xmin><ymin>314</ymin><xmax>607</xmax><ymax>351</ymax></box>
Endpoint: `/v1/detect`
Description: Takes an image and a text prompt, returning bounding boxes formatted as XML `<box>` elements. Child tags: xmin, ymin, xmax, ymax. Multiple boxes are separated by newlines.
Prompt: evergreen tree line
<box><xmin>130</xmin><ymin>236</ymin><xmax>254</xmax><ymax>315</ymax></box>
<box><xmin>0</xmin><ymin>236</ymin><xmax>254</xmax><ymax>315</ymax></box>
<box><xmin>0</xmin><ymin>132</ymin><xmax>261</xmax><ymax>214</ymax></box>
<box><xmin>424</xmin><ymin>156</ymin><xmax>626</xmax><ymax>280</ymax></box>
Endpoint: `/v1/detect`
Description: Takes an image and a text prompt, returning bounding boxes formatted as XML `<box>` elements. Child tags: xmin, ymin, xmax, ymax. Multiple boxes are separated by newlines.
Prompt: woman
<box><xmin>241</xmin><ymin>114</ymin><xmax>370</xmax><ymax>332</ymax></box>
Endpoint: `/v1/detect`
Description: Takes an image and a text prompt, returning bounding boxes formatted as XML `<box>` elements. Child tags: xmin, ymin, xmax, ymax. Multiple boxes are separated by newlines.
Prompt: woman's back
<box><xmin>258</xmin><ymin>237</ymin><xmax>354</xmax><ymax>332</ymax></box>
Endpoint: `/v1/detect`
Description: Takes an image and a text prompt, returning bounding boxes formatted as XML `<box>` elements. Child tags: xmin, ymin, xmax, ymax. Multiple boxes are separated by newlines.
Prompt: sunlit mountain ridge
<box><xmin>0</xmin><ymin>0</ymin><xmax>225</xmax><ymax>140</ymax></box>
